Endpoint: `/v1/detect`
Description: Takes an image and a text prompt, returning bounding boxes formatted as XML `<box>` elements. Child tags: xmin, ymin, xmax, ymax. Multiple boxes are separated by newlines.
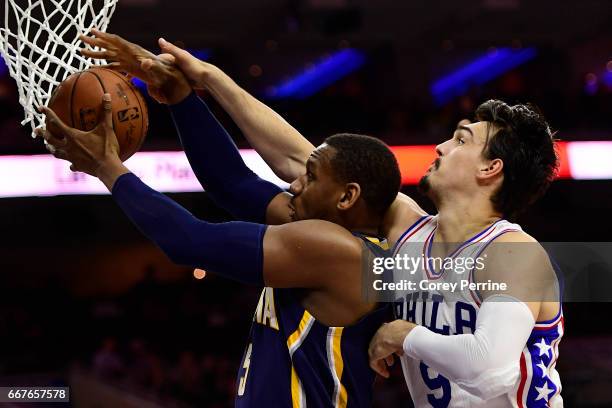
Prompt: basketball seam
<box><xmin>104</xmin><ymin>69</ymin><xmax>148</xmax><ymax>152</ymax></box>
<box><xmin>69</xmin><ymin>72</ymin><xmax>83</xmax><ymax>129</ymax></box>
<box><xmin>86</xmin><ymin>69</ymin><xmax>112</xmax><ymax>132</ymax></box>
<box><xmin>87</xmin><ymin>69</ymin><xmax>108</xmax><ymax>93</ymax></box>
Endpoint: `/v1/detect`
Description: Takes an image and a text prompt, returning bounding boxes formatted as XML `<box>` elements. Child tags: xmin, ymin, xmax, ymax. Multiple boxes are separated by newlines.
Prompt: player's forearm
<box><xmin>111</xmin><ymin>172</ymin><xmax>266</xmax><ymax>285</ymax></box>
<box><xmin>201</xmin><ymin>64</ymin><xmax>314</xmax><ymax>182</ymax></box>
<box><xmin>403</xmin><ymin>296</ymin><xmax>534</xmax><ymax>399</ymax></box>
<box><xmin>169</xmin><ymin>92</ymin><xmax>283</xmax><ymax>223</ymax></box>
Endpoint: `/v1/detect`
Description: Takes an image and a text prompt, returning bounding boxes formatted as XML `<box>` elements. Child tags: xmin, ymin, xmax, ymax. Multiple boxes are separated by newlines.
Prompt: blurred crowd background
<box><xmin>0</xmin><ymin>0</ymin><xmax>611</xmax><ymax>407</ymax></box>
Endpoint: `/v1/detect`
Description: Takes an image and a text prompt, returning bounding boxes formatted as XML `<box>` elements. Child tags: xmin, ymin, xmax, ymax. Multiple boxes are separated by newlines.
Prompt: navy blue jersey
<box><xmin>235</xmin><ymin>234</ymin><xmax>390</xmax><ymax>408</ymax></box>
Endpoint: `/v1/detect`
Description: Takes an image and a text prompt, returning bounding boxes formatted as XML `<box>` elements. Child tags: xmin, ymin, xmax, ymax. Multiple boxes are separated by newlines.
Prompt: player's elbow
<box><xmin>275</xmin><ymin>156</ymin><xmax>307</xmax><ymax>183</ymax></box>
<box><xmin>455</xmin><ymin>361</ymin><xmax>520</xmax><ymax>400</ymax></box>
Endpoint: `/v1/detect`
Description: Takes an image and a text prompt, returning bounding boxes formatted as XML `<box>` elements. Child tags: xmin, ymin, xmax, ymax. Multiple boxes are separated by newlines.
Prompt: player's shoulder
<box><xmin>396</xmin><ymin>192</ymin><xmax>428</xmax><ymax>216</ymax></box>
<box><xmin>481</xmin><ymin>228</ymin><xmax>558</xmax><ymax>303</ymax></box>
<box><xmin>488</xmin><ymin>229</ymin><xmax>547</xmax><ymax>260</ymax></box>
<box><xmin>383</xmin><ymin>193</ymin><xmax>429</xmax><ymax>244</ymax></box>
<box><xmin>485</xmin><ymin>230</ymin><xmax>553</xmax><ymax>278</ymax></box>
<box><xmin>270</xmin><ymin>219</ymin><xmax>364</xmax><ymax>256</ymax></box>
<box><xmin>281</xmin><ymin>218</ymin><xmax>356</xmax><ymax>234</ymax></box>
<box><xmin>493</xmin><ymin>229</ymin><xmax>538</xmax><ymax>244</ymax></box>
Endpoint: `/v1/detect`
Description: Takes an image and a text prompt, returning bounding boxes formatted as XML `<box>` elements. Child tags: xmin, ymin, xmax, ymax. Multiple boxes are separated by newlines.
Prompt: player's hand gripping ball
<box><xmin>46</xmin><ymin>67</ymin><xmax>148</xmax><ymax>161</ymax></box>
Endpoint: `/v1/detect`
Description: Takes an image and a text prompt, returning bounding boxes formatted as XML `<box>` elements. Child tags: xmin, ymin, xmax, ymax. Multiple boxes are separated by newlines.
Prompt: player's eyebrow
<box><xmin>457</xmin><ymin>125</ymin><xmax>474</xmax><ymax>138</ymax></box>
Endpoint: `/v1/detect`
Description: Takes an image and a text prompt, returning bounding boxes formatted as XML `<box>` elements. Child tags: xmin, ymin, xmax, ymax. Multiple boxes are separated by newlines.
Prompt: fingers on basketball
<box><xmin>38</xmin><ymin>105</ymin><xmax>72</xmax><ymax>137</ymax></box>
<box><xmin>102</xmin><ymin>93</ymin><xmax>113</xmax><ymax>129</ymax></box>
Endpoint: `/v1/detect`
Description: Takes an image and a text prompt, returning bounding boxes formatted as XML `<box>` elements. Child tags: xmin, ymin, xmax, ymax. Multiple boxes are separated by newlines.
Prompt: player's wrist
<box><xmin>165</xmin><ymin>81</ymin><xmax>193</xmax><ymax>105</ymax></box>
<box><xmin>401</xmin><ymin>324</ymin><xmax>426</xmax><ymax>357</ymax></box>
<box><xmin>95</xmin><ymin>155</ymin><xmax>128</xmax><ymax>188</ymax></box>
<box><xmin>198</xmin><ymin>63</ymin><xmax>225</xmax><ymax>91</ymax></box>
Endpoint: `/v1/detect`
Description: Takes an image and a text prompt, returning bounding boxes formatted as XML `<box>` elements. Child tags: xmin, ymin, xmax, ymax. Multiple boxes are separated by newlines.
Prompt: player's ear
<box><xmin>337</xmin><ymin>182</ymin><xmax>361</xmax><ymax>211</ymax></box>
<box><xmin>477</xmin><ymin>158</ymin><xmax>504</xmax><ymax>182</ymax></box>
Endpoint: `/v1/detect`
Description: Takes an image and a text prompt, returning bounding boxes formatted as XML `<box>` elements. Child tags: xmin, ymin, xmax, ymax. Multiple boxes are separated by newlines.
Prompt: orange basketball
<box><xmin>47</xmin><ymin>67</ymin><xmax>149</xmax><ymax>161</ymax></box>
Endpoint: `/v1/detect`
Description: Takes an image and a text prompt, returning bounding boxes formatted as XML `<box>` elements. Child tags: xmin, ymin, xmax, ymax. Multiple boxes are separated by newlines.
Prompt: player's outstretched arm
<box><xmin>79</xmin><ymin>30</ymin><xmax>192</xmax><ymax>105</ymax></box>
<box><xmin>111</xmin><ymin>173</ymin><xmax>358</xmax><ymax>288</ymax></box>
<box><xmin>169</xmin><ymin>91</ymin><xmax>289</xmax><ymax>224</ymax></box>
<box><xmin>80</xmin><ymin>33</ymin><xmax>290</xmax><ymax>224</ymax></box>
<box><xmin>78</xmin><ymin>32</ymin><xmax>426</xmax><ymax>233</ymax></box>
<box><xmin>38</xmin><ymin>96</ymin><xmax>357</xmax><ymax>290</ymax></box>
<box><xmin>111</xmin><ymin>172</ymin><xmax>358</xmax><ymax>288</ymax></box>
<box><xmin>81</xmin><ymin>31</ymin><xmax>313</xmax><ymax>182</ymax></box>
<box><xmin>157</xmin><ymin>39</ymin><xmax>314</xmax><ymax>183</ymax></box>
<box><xmin>157</xmin><ymin>41</ymin><xmax>432</xmax><ymax>235</ymax></box>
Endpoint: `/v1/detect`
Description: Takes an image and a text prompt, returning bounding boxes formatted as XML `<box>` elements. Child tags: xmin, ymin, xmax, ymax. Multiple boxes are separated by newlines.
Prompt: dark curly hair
<box><xmin>324</xmin><ymin>133</ymin><xmax>401</xmax><ymax>217</ymax></box>
<box><xmin>475</xmin><ymin>99</ymin><xmax>559</xmax><ymax>220</ymax></box>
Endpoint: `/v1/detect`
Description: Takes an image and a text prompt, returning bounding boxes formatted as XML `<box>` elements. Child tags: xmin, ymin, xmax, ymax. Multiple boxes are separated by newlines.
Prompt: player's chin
<box><xmin>417</xmin><ymin>174</ymin><xmax>432</xmax><ymax>195</ymax></box>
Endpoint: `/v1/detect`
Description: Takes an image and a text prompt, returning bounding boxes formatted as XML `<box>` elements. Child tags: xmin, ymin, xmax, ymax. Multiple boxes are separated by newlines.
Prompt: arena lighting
<box><xmin>265</xmin><ymin>48</ymin><xmax>366</xmax><ymax>100</ymax></box>
<box><xmin>566</xmin><ymin>141</ymin><xmax>612</xmax><ymax>179</ymax></box>
<box><xmin>0</xmin><ymin>141</ymin><xmax>609</xmax><ymax>198</ymax></box>
<box><xmin>188</xmin><ymin>49</ymin><xmax>211</xmax><ymax>62</ymax></box>
<box><xmin>604</xmin><ymin>71</ymin><xmax>612</xmax><ymax>88</ymax></box>
<box><xmin>431</xmin><ymin>47</ymin><xmax>538</xmax><ymax>106</ymax></box>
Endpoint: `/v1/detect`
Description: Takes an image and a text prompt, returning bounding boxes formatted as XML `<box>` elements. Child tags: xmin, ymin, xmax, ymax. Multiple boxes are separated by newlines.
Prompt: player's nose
<box><xmin>435</xmin><ymin>139</ymin><xmax>450</xmax><ymax>157</ymax></box>
<box><xmin>435</xmin><ymin>143</ymin><xmax>444</xmax><ymax>157</ymax></box>
<box><xmin>289</xmin><ymin>175</ymin><xmax>305</xmax><ymax>195</ymax></box>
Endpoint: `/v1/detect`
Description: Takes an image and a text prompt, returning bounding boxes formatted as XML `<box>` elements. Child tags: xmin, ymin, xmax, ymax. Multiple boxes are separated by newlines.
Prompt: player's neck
<box><xmin>435</xmin><ymin>196</ymin><xmax>502</xmax><ymax>243</ymax></box>
<box><xmin>339</xmin><ymin>213</ymin><xmax>381</xmax><ymax>237</ymax></box>
<box><xmin>346</xmin><ymin>220</ymin><xmax>380</xmax><ymax>237</ymax></box>
<box><xmin>335</xmin><ymin>202</ymin><xmax>382</xmax><ymax>237</ymax></box>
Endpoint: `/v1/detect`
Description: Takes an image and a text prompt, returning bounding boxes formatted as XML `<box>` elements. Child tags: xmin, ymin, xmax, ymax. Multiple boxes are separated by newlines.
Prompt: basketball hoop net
<box><xmin>0</xmin><ymin>0</ymin><xmax>118</xmax><ymax>135</ymax></box>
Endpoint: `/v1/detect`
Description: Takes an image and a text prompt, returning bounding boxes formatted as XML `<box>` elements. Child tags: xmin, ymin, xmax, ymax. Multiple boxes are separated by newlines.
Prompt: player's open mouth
<box><xmin>428</xmin><ymin>158</ymin><xmax>440</xmax><ymax>171</ymax></box>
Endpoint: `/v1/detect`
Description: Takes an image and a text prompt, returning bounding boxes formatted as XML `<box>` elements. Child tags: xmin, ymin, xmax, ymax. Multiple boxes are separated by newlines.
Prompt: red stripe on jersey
<box><xmin>517</xmin><ymin>352</ymin><xmax>528</xmax><ymax>408</ymax></box>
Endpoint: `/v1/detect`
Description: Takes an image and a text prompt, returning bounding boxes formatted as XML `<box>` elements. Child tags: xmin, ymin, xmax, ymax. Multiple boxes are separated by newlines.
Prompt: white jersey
<box><xmin>392</xmin><ymin>215</ymin><xmax>564</xmax><ymax>408</ymax></box>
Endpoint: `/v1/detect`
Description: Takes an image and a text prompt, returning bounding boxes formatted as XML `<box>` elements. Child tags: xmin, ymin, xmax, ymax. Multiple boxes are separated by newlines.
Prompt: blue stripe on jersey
<box><xmin>518</xmin><ymin>312</ymin><xmax>564</xmax><ymax>407</ymax></box>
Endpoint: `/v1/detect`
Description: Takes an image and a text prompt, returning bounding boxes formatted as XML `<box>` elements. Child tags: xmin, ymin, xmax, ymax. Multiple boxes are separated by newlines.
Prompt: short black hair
<box><xmin>475</xmin><ymin>99</ymin><xmax>558</xmax><ymax>220</ymax></box>
<box><xmin>324</xmin><ymin>133</ymin><xmax>401</xmax><ymax>217</ymax></box>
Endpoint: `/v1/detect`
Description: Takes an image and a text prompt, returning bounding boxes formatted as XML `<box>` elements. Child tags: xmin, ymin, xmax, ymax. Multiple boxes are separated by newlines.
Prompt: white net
<box><xmin>0</xmin><ymin>0</ymin><xmax>118</xmax><ymax>135</ymax></box>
